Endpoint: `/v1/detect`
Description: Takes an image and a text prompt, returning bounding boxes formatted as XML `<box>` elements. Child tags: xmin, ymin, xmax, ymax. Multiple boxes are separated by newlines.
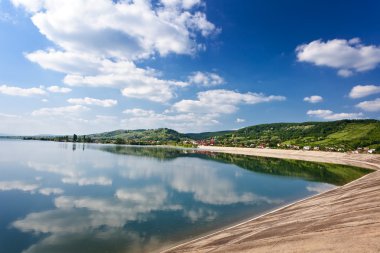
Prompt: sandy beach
<box><xmin>162</xmin><ymin>147</ymin><xmax>380</xmax><ymax>253</ymax></box>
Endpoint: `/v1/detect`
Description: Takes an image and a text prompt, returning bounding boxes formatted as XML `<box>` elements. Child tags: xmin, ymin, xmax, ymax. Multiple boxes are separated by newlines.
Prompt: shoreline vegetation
<box><xmin>93</xmin><ymin>144</ymin><xmax>372</xmax><ymax>185</ymax></box>
<box><xmin>3</xmin><ymin>119</ymin><xmax>380</xmax><ymax>153</ymax></box>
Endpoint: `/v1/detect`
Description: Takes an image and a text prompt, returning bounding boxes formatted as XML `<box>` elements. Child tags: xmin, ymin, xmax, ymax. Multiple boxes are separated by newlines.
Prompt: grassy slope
<box><xmin>185</xmin><ymin>131</ymin><xmax>233</xmax><ymax>140</ymax></box>
<box><xmin>214</xmin><ymin>120</ymin><xmax>380</xmax><ymax>151</ymax></box>
<box><xmin>88</xmin><ymin>128</ymin><xmax>186</xmax><ymax>142</ymax></box>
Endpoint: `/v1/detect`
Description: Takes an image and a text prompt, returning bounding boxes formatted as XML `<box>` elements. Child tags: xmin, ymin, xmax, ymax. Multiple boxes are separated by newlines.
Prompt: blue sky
<box><xmin>0</xmin><ymin>0</ymin><xmax>379</xmax><ymax>135</ymax></box>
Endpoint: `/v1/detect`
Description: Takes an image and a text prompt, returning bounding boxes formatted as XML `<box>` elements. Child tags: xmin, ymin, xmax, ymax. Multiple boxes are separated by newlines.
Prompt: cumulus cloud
<box><xmin>356</xmin><ymin>98</ymin><xmax>380</xmax><ymax>112</ymax></box>
<box><xmin>0</xmin><ymin>84</ymin><xmax>46</xmax><ymax>96</ymax></box>
<box><xmin>304</xmin><ymin>95</ymin><xmax>323</xmax><ymax>103</ymax></box>
<box><xmin>0</xmin><ymin>181</ymin><xmax>63</xmax><ymax>196</ymax></box>
<box><xmin>119</xmin><ymin>157</ymin><xmax>280</xmax><ymax>206</ymax></box>
<box><xmin>121</xmin><ymin>89</ymin><xmax>285</xmax><ymax>132</ymax></box>
<box><xmin>12</xmin><ymin>0</ymin><xmax>218</xmax><ymax>102</ymax></box>
<box><xmin>115</xmin><ymin>186</ymin><xmax>167</xmax><ymax>206</ymax></box>
<box><xmin>306</xmin><ymin>183</ymin><xmax>335</xmax><ymax>194</ymax></box>
<box><xmin>307</xmin><ymin>109</ymin><xmax>363</xmax><ymax>120</ymax></box>
<box><xmin>236</xmin><ymin>118</ymin><xmax>245</xmax><ymax>123</ymax></box>
<box><xmin>161</xmin><ymin>0</ymin><xmax>202</xmax><ymax>10</ymax></box>
<box><xmin>183</xmin><ymin>208</ymin><xmax>217</xmax><ymax>223</ymax></box>
<box><xmin>172</xmin><ymin>89</ymin><xmax>286</xmax><ymax>114</ymax></box>
<box><xmin>0</xmin><ymin>181</ymin><xmax>39</xmax><ymax>192</ymax></box>
<box><xmin>47</xmin><ymin>86</ymin><xmax>72</xmax><ymax>93</ymax></box>
<box><xmin>188</xmin><ymin>71</ymin><xmax>224</xmax><ymax>86</ymax></box>
<box><xmin>39</xmin><ymin>187</ymin><xmax>64</xmax><ymax>196</ymax></box>
<box><xmin>296</xmin><ymin>38</ymin><xmax>380</xmax><ymax>77</ymax></box>
<box><xmin>32</xmin><ymin>105</ymin><xmax>89</xmax><ymax>116</ymax></box>
<box><xmin>67</xmin><ymin>97</ymin><xmax>117</xmax><ymax>107</ymax></box>
<box><xmin>62</xmin><ymin>176</ymin><xmax>112</xmax><ymax>186</ymax></box>
<box><xmin>349</xmin><ymin>85</ymin><xmax>380</xmax><ymax>99</ymax></box>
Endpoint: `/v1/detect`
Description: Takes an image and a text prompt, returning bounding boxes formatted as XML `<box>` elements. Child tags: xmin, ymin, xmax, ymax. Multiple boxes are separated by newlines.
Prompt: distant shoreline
<box><xmin>197</xmin><ymin>145</ymin><xmax>380</xmax><ymax>170</ymax></box>
<box><xmin>162</xmin><ymin>146</ymin><xmax>380</xmax><ymax>253</ymax></box>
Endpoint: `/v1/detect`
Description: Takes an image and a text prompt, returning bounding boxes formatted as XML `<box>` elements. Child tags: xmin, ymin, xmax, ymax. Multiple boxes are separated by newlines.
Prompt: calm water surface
<box><xmin>0</xmin><ymin>140</ymin><xmax>370</xmax><ymax>253</ymax></box>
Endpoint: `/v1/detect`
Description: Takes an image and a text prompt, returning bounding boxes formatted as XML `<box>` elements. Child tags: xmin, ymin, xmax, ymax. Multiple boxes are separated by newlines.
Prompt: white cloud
<box><xmin>123</xmin><ymin>108</ymin><xmax>155</xmax><ymax>117</ymax></box>
<box><xmin>16</xmin><ymin>0</ymin><xmax>217</xmax><ymax>58</ymax></box>
<box><xmin>296</xmin><ymin>38</ymin><xmax>380</xmax><ymax>77</ymax></box>
<box><xmin>0</xmin><ymin>180</ymin><xmax>64</xmax><ymax>196</ymax></box>
<box><xmin>306</xmin><ymin>183</ymin><xmax>335</xmax><ymax>194</ymax></box>
<box><xmin>0</xmin><ymin>181</ymin><xmax>39</xmax><ymax>192</ymax></box>
<box><xmin>188</xmin><ymin>71</ymin><xmax>224</xmax><ymax>86</ymax></box>
<box><xmin>122</xmin><ymin>108</ymin><xmax>219</xmax><ymax>132</ymax></box>
<box><xmin>67</xmin><ymin>97</ymin><xmax>117</xmax><ymax>107</ymax></box>
<box><xmin>121</xmin><ymin>89</ymin><xmax>285</xmax><ymax>132</ymax></box>
<box><xmin>30</xmin><ymin>51</ymin><xmax>187</xmax><ymax>102</ymax></box>
<box><xmin>236</xmin><ymin>118</ymin><xmax>245</xmax><ymax>123</ymax></box>
<box><xmin>0</xmin><ymin>84</ymin><xmax>46</xmax><ymax>96</ymax></box>
<box><xmin>183</xmin><ymin>208</ymin><xmax>217</xmax><ymax>223</ymax></box>
<box><xmin>11</xmin><ymin>0</ymin><xmax>43</xmax><ymax>13</ymax></box>
<box><xmin>161</xmin><ymin>0</ymin><xmax>201</xmax><ymax>10</ymax></box>
<box><xmin>337</xmin><ymin>69</ymin><xmax>353</xmax><ymax>77</ymax></box>
<box><xmin>39</xmin><ymin>187</ymin><xmax>64</xmax><ymax>196</ymax></box>
<box><xmin>304</xmin><ymin>95</ymin><xmax>323</xmax><ymax>103</ymax></box>
<box><xmin>62</xmin><ymin>176</ymin><xmax>112</xmax><ymax>186</ymax></box>
<box><xmin>307</xmin><ymin>109</ymin><xmax>363</xmax><ymax>120</ymax></box>
<box><xmin>32</xmin><ymin>105</ymin><xmax>89</xmax><ymax>116</ymax></box>
<box><xmin>13</xmin><ymin>0</ymin><xmax>218</xmax><ymax>102</ymax></box>
<box><xmin>172</xmin><ymin>89</ymin><xmax>286</xmax><ymax>114</ymax></box>
<box><xmin>120</xmin><ymin>157</ymin><xmax>280</xmax><ymax>206</ymax></box>
<box><xmin>115</xmin><ymin>186</ymin><xmax>167</xmax><ymax>206</ymax></box>
<box><xmin>47</xmin><ymin>86</ymin><xmax>72</xmax><ymax>93</ymax></box>
<box><xmin>349</xmin><ymin>85</ymin><xmax>380</xmax><ymax>99</ymax></box>
<box><xmin>356</xmin><ymin>98</ymin><xmax>380</xmax><ymax>112</ymax></box>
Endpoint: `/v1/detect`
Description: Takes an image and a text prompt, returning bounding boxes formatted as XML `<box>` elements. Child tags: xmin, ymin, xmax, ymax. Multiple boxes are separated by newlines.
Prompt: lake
<box><xmin>0</xmin><ymin>140</ymin><xmax>370</xmax><ymax>253</ymax></box>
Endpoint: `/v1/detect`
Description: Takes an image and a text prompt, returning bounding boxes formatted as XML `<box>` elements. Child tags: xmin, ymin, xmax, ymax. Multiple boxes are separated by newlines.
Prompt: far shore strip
<box><xmin>162</xmin><ymin>146</ymin><xmax>380</xmax><ymax>253</ymax></box>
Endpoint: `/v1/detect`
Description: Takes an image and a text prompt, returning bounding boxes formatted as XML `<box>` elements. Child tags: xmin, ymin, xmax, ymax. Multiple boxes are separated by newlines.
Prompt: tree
<box><xmin>115</xmin><ymin>138</ymin><xmax>126</xmax><ymax>145</ymax></box>
<box><xmin>73</xmin><ymin>134</ymin><xmax>78</xmax><ymax>142</ymax></box>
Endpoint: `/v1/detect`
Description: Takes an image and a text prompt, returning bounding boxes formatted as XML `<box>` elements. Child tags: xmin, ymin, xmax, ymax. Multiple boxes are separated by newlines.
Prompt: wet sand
<box><xmin>162</xmin><ymin>147</ymin><xmax>380</xmax><ymax>253</ymax></box>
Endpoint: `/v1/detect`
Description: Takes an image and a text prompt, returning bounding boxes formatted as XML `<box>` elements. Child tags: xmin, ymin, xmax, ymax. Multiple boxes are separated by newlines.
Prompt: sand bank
<box><xmin>162</xmin><ymin>147</ymin><xmax>380</xmax><ymax>253</ymax></box>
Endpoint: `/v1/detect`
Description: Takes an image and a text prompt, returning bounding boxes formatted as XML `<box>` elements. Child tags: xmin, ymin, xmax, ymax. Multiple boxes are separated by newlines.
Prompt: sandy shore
<box><xmin>162</xmin><ymin>147</ymin><xmax>380</xmax><ymax>253</ymax></box>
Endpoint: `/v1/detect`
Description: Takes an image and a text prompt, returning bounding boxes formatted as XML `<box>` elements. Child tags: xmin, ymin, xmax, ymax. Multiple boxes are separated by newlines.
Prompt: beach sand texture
<box><xmin>163</xmin><ymin>147</ymin><xmax>380</xmax><ymax>253</ymax></box>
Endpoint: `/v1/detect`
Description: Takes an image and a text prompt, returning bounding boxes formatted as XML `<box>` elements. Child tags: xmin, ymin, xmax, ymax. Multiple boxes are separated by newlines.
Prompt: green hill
<box><xmin>88</xmin><ymin>128</ymin><xmax>187</xmax><ymax>144</ymax></box>
<box><xmin>213</xmin><ymin>119</ymin><xmax>380</xmax><ymax>152</ymax></box>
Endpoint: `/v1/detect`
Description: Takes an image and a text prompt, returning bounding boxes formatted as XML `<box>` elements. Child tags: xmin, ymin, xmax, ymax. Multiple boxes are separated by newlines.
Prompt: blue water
<box><xmin>0</xmin><ymin>140</ymin><xmax>356</xmax><ymax>253</ymax></box>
